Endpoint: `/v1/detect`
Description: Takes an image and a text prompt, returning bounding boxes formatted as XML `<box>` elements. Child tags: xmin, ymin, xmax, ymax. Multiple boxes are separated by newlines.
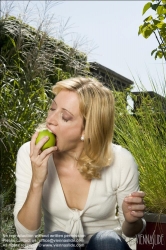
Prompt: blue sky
<box><xmin>1</xmin><ymin>0</ymin><xmax>165</xmax><ymax>94</ymax></box>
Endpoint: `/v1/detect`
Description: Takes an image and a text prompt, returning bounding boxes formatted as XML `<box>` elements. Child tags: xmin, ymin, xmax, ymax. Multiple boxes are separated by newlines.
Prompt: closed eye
<box><xmin>61</xmin><ymin>113</ymin><xmax>70</xmax><ymax>122</ymax></box>
<box><xmin>62</xmin><ymin>117</ymin><xmax>68</xmax><ymax>122</ymax></box>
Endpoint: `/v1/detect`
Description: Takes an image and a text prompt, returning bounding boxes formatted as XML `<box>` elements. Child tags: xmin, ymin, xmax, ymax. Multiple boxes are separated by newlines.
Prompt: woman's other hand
<box><xmin>122</xmin><ymin>191</ymin><xmax>146</xmax><ymax>223</ymax></box>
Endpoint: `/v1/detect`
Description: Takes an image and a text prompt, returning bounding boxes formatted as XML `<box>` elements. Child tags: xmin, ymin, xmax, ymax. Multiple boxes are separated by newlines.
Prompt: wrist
<box><xmin>125</xmin><ymin>218</ymin><xmax>143</xmax><ymax>227</ymax></box>
<box><xmin>122</xmin><ymin>218</ymin><xmax>145</xmax><ymax>237</ymax></box>
<box><xmin>136</xmin><ymin>218</ymin><xmax>146</xmax><ymax>234</ymax></box>
<box><xmin>30</xmin><ymin>179</ymin><xmax>44</xmax><ymax>190</ymax></box>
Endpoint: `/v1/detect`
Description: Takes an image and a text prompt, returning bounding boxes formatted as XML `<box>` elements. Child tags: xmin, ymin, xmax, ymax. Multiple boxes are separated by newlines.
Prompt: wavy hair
<box><xmin>52</xmin><ymin>77</ymin><xmax>115</xmax><ymax>180</ymax></box>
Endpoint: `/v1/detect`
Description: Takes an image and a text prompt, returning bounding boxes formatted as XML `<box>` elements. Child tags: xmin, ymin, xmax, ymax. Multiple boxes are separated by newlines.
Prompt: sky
<box><xmin>1</xmin><ymin>0</ymin><xmax>165</xmax><ymax>95</ymax></box>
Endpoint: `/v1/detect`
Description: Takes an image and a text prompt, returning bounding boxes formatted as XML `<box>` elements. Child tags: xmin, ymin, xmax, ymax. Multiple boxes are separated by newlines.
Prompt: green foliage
<box><xmin>0</xmin><ymin>16</ymin><xmax>89</xmax><ymax>206</ymax></box>
<box><xmin>138</xmin><ymin>0</ymin><xmax>166</xmax><ymax>61</ymax></box>
<box><xmin>0</xmin><ymin>203</ymin><xmax>44</xmax><ymax>250</ymax></box>
<box><xmin>142</xmin><ymin>2</ymin><xmax>152</xmax><ymax>15</ymax></box>
<box><xmin>114</xmin><ymin>90</ymin><xmax>166</xmax><ymax>214</ymax></box>
<box><xmin>0</xmin><ymin>15</ymin><xmax>89</xmax><ymax>249</ymax></box>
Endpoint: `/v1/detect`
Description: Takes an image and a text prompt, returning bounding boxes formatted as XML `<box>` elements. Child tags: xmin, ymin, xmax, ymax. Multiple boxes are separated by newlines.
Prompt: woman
<box><xmin>14</xmin><ymin>77</ymin><xmax>146</xmax><ymax>250</ymax></box>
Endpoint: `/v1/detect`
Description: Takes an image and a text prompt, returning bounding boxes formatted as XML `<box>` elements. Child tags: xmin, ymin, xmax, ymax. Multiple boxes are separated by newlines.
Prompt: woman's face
<box><xmin>46</xmin><ymin>90</ymin><xmax>84</xmax><ymax>153</ymax></box>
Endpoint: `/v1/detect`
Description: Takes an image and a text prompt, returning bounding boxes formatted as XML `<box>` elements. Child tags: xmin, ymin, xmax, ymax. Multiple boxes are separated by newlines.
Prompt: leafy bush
<box><xmin>0</xmin><ymin>16</ymin><xmax>89</xmax><ymax>206</ymax></box>
<box><xmin>0</xmin><ymin>14</ymin><xmax>90</xmax><ymax>249</ymax></box>
<box><xmin>0</xmin><ymin>203</ymin><xmax>45</xmax><ymax>250</ymax></box>
<box><xmin>0</xmin><ymin>1</ymin><xmax>91</xmax><ymax>247</ymax></box>
<box><xmin>138</xmin><ymin>0</ymin><xmax>166</xmax><ymax>61</ymax></box>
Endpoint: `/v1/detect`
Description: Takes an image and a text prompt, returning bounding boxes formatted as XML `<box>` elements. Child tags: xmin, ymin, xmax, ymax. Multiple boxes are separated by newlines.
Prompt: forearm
<box><xmin>122</xmin><ymin>218</ymin><xmax>143</xmax><ymax>237</ymax></box>
<box><xmin>17</xmin><ymin>182</ymin><xmax>43</xmax><ymax>230</ymax></box>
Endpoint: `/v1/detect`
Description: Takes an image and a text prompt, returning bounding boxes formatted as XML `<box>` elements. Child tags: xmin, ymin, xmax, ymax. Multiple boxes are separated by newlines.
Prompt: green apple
<box><xmin>35</xmin><ymin>130</ymin><xmax>56</xmax><ymax>151</ymax></box>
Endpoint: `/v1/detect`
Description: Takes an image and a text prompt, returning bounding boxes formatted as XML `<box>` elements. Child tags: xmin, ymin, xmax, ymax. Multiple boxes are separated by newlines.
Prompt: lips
<box><xmin>54</xmin><ymin>135</ymin><xmax>58</xmax><ymax>148</ymax></box>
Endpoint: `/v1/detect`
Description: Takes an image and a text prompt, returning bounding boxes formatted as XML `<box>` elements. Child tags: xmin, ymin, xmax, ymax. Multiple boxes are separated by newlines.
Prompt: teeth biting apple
<box><xmin>35</xmin><ymin>129</ymin><xmax>56</xmax><ymax>151</ymax></box>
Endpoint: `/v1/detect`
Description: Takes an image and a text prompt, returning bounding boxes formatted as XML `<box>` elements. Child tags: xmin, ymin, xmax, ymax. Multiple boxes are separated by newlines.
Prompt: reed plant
<box><xmin>0</xmin><ymin>7</ymin><xmax>89</xmax><ymax>204</ymax></box>
<box><xmin>0</xmin><ymin>2</ymin><xmax>90</xmax><ymax>248</ymax></box>
<box><xmin>114</xmin><ymin>81</ymin><xmax>166</xmax><ymax>214</ymax></box>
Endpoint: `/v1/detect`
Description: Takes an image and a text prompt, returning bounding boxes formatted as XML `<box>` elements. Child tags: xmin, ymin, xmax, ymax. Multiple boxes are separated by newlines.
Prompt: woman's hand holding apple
<box><xmin>30</xmin><ymin>131</ymin><xmax>57</xmax><ymax>187</ymax></box>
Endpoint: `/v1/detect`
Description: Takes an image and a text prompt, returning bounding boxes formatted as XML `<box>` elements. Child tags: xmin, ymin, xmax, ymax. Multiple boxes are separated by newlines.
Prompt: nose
<box><xmin>46</xmin><ymin>111</ymin><xmax>58</xmax><ymax>126</ymax></box>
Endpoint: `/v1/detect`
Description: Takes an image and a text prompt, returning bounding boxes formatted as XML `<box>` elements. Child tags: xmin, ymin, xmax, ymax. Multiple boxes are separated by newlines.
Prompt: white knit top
<box><xmin>14</xmin><ymin>142</ymin><xmax>139</xmax><ymax>245</ymax></box>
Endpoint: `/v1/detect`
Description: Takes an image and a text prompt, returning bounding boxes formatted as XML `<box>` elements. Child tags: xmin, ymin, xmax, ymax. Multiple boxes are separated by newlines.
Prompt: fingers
<box><xmin>128</xmin><ymin>204</ymin><xmax>146</xmax><ymax>212</ymax></box>
<box><xmin>124</xmin><ymin>191</ymin><xmax>145</xmax><ymax>204</ymax></box>
<box><xmin>124</xmin><ymin>196</ymin><xmax>144</xmax><ymax>204</ymax></box>
<box><xmin>37</xmin><ymin>145</ymin><xmax>57</xmax><ymax>161</ymax></box>
<box><xmin>128</xmin><ymin>210</ymin><xmax>145</xmax><ymax>218</ymax></box>
<box><xmin>130</xmin><ymin>191</ymin><xmax>146</xmax><ymax>198</ymax></box>
<box><xmin>29</xmin><ymin>131</ymin><xmax>57</xmax><ymax>187</ymax></box>
<box><xmin>30</xmin><ymin>131</ymin><xmax>39</xmax><ymax>155</ymax></box>
<box><xmin>30</xmin><ymin>131</ymin><xmax>57</xmax><ymax>158</ymax></box>
<box><xmin>124</xmin><ymin>191</ymin><xmax>146</xmax><ymax>219</ymax></box>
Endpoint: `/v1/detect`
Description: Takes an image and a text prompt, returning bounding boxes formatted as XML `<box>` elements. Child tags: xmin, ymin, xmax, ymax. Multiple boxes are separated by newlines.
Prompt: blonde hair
<box><xmin>52</xmin><ymin>77</ymin><xmax>115</xmax><ymax>180</ymax></box>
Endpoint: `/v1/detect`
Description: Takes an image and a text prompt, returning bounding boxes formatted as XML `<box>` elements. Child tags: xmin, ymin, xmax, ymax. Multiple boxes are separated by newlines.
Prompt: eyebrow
<box><xmin>52</xmin><ymin>99</ymin><xmax>74</xmax><ymax>117</ymax></box>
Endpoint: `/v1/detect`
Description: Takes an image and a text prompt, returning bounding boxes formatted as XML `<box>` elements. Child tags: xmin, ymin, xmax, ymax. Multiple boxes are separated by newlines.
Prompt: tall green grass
<box><xmin>0</xmin><ymin>13</ymin><xmax>89</xmax><ymax>203</ymax></box>
<box><xmin>114</xmin><ymin>83</ymin><xmax>166</xmax><ymax>214</ymax></box>
<box><xmin>0</xmin><ymin>7</ymin><xmax>89</xmax><ymax>249</ymax></box>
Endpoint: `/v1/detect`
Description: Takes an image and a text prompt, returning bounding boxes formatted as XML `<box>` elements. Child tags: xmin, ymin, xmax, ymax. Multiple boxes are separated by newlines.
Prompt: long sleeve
<box><xmin>115</xmin><ymin>147</ymin><xmax>139</xmax><ymax>227</ymax></box>
<box><xmin>13</xmin><ymin>142</ymin><xmax>40</xmax><ymax>244</ymax></box>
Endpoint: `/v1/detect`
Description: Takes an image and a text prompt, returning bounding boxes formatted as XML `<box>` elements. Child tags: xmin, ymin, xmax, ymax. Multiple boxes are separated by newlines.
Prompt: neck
<box><xmin>53</xmin><ymin>149</ymin><xmax>82</xmax><ymax>168</ymax></box>
<box><xmin>63</xmin><ymin>152</ymin><xmax>79</xmax><ymax>161</ymax></box>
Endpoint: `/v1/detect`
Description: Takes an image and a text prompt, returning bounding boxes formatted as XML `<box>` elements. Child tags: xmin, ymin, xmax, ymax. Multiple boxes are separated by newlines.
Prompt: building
<box><xmin>89</xmin><ymin>62</ymin><xmax>133</xmax><ymax>91</ymax></box>
<box><xmin>132</xmin><ymin>91</ymin><xmax>166</xmax><ymax>113</ymax></box>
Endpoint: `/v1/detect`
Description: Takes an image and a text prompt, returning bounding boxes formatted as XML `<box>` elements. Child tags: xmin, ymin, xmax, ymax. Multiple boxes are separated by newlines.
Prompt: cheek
<box><xmin>68</xmin><ymin>129</ymin><xmax>82</xmax><ymax>140</ymax></box>
<box><xmin>60</xmin><ymin>124</ymin><xmax>82</xmax><ymax>140</ymax></box>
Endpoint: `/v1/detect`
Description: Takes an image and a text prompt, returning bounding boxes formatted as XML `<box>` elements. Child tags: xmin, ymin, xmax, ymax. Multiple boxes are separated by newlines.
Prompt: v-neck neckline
<box><xmin>50</xmin><ymin>155</ymin><xmax>95</xmax><ymax>213</ymax></box>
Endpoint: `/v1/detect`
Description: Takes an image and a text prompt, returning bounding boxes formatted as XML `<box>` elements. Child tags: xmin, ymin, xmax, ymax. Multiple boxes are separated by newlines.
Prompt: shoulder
<box><xmin>112</xmin><ymin>143</ymin><xmax>135</xmax><ymax>161</ymax></box>
<box><xmin>17</xmin><ymin>141</ymin><xmax>30</xmax><ymax>157</ymax></box>
<box><xmin>111</xmin><ymin>143</ymin><xmax>138</xmax><ymax>172</ymax></box>
<box><xmin>110</xmin><ymin>144</ymin><xmax>139</xmax><ymax>188</ymax></box>
<box><xmin>16</xmin><ymin>141</ymin><xmax>31</xmax><ymax>175</ymax></box>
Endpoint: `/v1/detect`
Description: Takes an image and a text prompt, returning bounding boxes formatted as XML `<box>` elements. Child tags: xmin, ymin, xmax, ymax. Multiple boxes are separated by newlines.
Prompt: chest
<box><xmin>42</xmin><ymin>155</ymin><xmax>117</xmax><ymax>218</ymax></box>
<box><xmin>56</xmin><ymin>167</ymin><xmax>91</xmax><ymax>211</ymax></box>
